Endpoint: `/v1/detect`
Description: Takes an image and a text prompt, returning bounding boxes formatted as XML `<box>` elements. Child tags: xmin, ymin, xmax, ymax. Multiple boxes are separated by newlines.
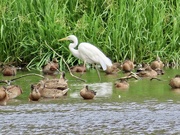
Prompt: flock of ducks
<box><xmin>0</xmin><ymin>56</ymin><xmax>179</xmax><ymax>105</ymax></box>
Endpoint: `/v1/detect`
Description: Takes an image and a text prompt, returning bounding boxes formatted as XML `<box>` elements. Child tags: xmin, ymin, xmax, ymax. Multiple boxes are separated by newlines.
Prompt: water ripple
<box><xmin>0</xmin><ymin>101</ymin><xmax>180</xmax><ymax>134</ymax></box>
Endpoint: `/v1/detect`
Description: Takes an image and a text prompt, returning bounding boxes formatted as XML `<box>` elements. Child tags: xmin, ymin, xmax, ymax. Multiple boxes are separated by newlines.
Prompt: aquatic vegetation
<box><xmin>0</xmin><ymin>0</ymin><xmax>179</xmax><ymax>69</ymax></box>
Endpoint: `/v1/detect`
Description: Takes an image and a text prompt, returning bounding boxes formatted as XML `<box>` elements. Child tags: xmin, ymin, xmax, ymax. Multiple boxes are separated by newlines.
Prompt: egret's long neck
<box><xmin>69</xmin><ymin>38</ymin><xmax>80</xmax><ymax>59</ymax></box>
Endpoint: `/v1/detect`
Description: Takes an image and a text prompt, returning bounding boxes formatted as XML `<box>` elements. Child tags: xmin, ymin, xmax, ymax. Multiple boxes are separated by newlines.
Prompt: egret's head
<box><xmin>58</xmin><ymin>35</ymin><xmax>77</xmax><ymax>41</ymax></box>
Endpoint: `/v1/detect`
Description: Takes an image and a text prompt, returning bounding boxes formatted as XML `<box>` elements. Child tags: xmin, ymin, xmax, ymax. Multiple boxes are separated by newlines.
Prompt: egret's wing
<box><xmin>78</xmin><ymin>43</ymin><xmax>112</xmax><ymax>70</ymax></box>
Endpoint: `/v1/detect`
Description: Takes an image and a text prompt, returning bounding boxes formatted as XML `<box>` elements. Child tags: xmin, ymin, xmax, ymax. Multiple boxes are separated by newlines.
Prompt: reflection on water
<box><xmin>0</xmin><ymin>69</ymin><xmax>180</xmax><ymax>134</ymax></box>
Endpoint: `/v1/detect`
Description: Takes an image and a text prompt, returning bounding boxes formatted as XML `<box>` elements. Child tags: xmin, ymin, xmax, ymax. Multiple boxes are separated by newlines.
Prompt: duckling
<box><xmin>150</xmin><ymin>56</ymin><xmax>164</xmax><ymax>70</ymax></box>
<box><xmin>42</xmin><ymin>58</ymin><xmax>59</xmax><ymax>75</ymax></box>
<box><xmin>121</xmin><ymin>60</ymin><xmax>134</xmax><ymax>73</ymax></box>
<box><xmin>0</xmin><ymin>87</ymin><xmax>11</xmax><ymax>106</ymax></box>
<box><xmin>80</xmin><ymin>85</ymin><xmax>96</xmax><ymax>100</ymax></box>
<box><xmin>29</xmin><ymin>85</ymin><xmax>41</xmax><ymax>101</ymax></box>
<box><xmin>137</xmin><ymin>66</ymin><xmax>157</xmax><ymax>78</ymax></box>
<box><xmin>70</xmin><ymin>65</ymin><xmax>86</xmax><ymax>72</ymax></box>
<box><xmin>5</xmin><ymin>85</ymin><xmax>23</xmax><ymax>99</ymax></box>
<box><xmin>114</xmin><ymin>79</ymin><xmax>129</xmax><ymax>89</ymax></box>
<box><xmin>2</xmin><ymin>65</ymin><xmax>17</xmax><ymax>76</ymax></box>
<box><xmin>169</xmin><ymin>75</ymin><xmax>180</xmax><ymax>89</ymax></box>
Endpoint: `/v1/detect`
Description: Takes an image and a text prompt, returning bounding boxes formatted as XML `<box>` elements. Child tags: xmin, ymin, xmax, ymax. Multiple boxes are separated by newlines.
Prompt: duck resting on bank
<box><xmin>29</xmin><ymin>85</ymin><xmax>41</xmax><ymax>101</ymax></box>
<box><xmin>2</xmin><ymin>85</ymin><xmax>23</xmax><ymax>99</ymax></box>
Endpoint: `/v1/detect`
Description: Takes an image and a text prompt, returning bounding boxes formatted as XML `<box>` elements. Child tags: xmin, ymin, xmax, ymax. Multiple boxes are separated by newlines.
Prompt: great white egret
<box><xmin>59</xmin><ymin>35</ymin><xmax>112</xmax><ymax>80</ymax></box>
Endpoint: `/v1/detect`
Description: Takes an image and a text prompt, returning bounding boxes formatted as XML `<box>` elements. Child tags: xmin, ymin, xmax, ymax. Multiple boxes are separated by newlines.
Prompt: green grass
<box><xmin>0</xmin><ymin>0</ymin><xmax>179</xmax><ymax>70</ymax></box>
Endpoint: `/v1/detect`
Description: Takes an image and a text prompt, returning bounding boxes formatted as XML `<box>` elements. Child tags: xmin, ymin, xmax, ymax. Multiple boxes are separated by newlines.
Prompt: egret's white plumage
<box><xmin>59</xmin><ymin>35</ymin><xmax>112</xmax><ymax>70</ymax></box>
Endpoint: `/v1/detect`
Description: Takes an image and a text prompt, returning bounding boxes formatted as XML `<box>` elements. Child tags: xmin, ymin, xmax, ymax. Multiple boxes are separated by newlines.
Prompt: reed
<box><xmin>0</xmin><ymin>0</ymin><xmax>179</xmax><ymax>69</ymax></box>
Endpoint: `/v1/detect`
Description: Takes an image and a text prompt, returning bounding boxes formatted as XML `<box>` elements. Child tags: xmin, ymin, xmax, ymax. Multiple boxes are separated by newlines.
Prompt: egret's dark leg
<box><xmin>79</xmin><ymin>62</ymin><xmax>86</xmax><ymax>77</ymax></box>
<box><xmin>95</xmin><ymin>64</ymin><xmax>101</xmax><ymax>81</ymax></box>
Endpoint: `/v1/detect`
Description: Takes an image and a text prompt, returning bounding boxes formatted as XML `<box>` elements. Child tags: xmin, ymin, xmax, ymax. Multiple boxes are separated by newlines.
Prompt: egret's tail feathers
<box><xmin>106</xmin><ymin>57</ymin><xmax>113</xmax><ymax>67</ymax></box>
<box><xmin>100</xmin><ymin>57</ymin><xmax>112</xmax><ymax>71</ymax></box>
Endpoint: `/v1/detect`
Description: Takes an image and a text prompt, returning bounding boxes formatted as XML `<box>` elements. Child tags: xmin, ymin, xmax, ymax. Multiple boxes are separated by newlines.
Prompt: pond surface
<box><xmin>0</xmin><ymin>68</ymin><xmax>180</xmax><ymax>134</ymax></box>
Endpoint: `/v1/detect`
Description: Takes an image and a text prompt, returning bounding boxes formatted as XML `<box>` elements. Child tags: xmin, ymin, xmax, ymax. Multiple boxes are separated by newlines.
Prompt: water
<box><xmin>0</xmin><ymin>68</ymin><xmax>179</xmax><ymax>134</ymax></box>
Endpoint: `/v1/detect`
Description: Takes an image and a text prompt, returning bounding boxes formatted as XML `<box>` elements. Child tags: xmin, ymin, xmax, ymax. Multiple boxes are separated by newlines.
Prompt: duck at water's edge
<box><xmin>0</xmin><ymin>87</ymin><xmax>11</xmax><ymax>105</ymax></box>
<box><xmin>169</xmin><ymin>75</ymin><xmax>180</xmax><ymax>89</ymax></box>
<box><xmin>29</xmin><ymin>85</ymin><xmax>41</xmax><ymax>101</ymax></box>
<box><xmin>80</xmin><ymin>85</ymin><xmax>96</xmax><ymax>100</ymax></box>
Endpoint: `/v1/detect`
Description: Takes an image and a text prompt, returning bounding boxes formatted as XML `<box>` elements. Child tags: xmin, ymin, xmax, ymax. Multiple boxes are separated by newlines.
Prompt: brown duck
<box><xmin>2</xmin><ymin>65</ymin><xmax>17</xmax><ymax>76</ymax></box>
<box><xmin>3</xmin><ymin>85</ymin><xmax>22</xmax><ymax>99</ymax></box>
<box><xmin>114</xmin><ymin>79</ymin><xmax>129</xmax><ymax>89</ymax></box>
<box><xmin>42</xmin><ymin>58</ymin><xmax>59</xmax><ymax>75</ymax></box>
<box><xmin>43</xmin><ymin>72</ymin><xmax>68</xmax><ymax>90</ymax></box>
<box><xmin>29</xmin><ymin>85</ymin><xmax>41</xmax><ymax>101</ymax></box>
<box><xmin>70</xmin><ymin>65</ymin><xmax>86</xmax><ymax>72</ymax></box>
<box><xmin>150</xmin><ymin>56</ymin><xmax>164</xmax><ymax>70</ymax></box>
<box><xmin>105</xmin><ymin>63</ymin><xmax>120</xmax><ymax>74</ymax></box>
<box><xmin>80</xmin><ymin>85</ymin><xmax>96</xmax><ymax>100</ymax></box>
<box><xmin>32</xmin><ymin>72</ymin><xmax>69</xmax><ymax>98</ymax></box>
<box><xmin>154</xmin><ymin>68</ymin><xmax>165</xmax><ymax>75</ymax></box>
<box><xmin>121</xmin><ymin>60</ymin><xmax>134</xmax><ymax>73</ymax></box>
<box><xmin>137</xmin><ymin>66</ymin><xmax>157</xmax><ymax>78</ymax></box>
<box><xmin>169</xmin><ymin>75</ymin><xmax>180</xmax><ymax>89</ymax></box>
<box><xmin>0</xmin><ymin>86</ymin><xmax>11</xmax><ymax>105</ymax></box>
